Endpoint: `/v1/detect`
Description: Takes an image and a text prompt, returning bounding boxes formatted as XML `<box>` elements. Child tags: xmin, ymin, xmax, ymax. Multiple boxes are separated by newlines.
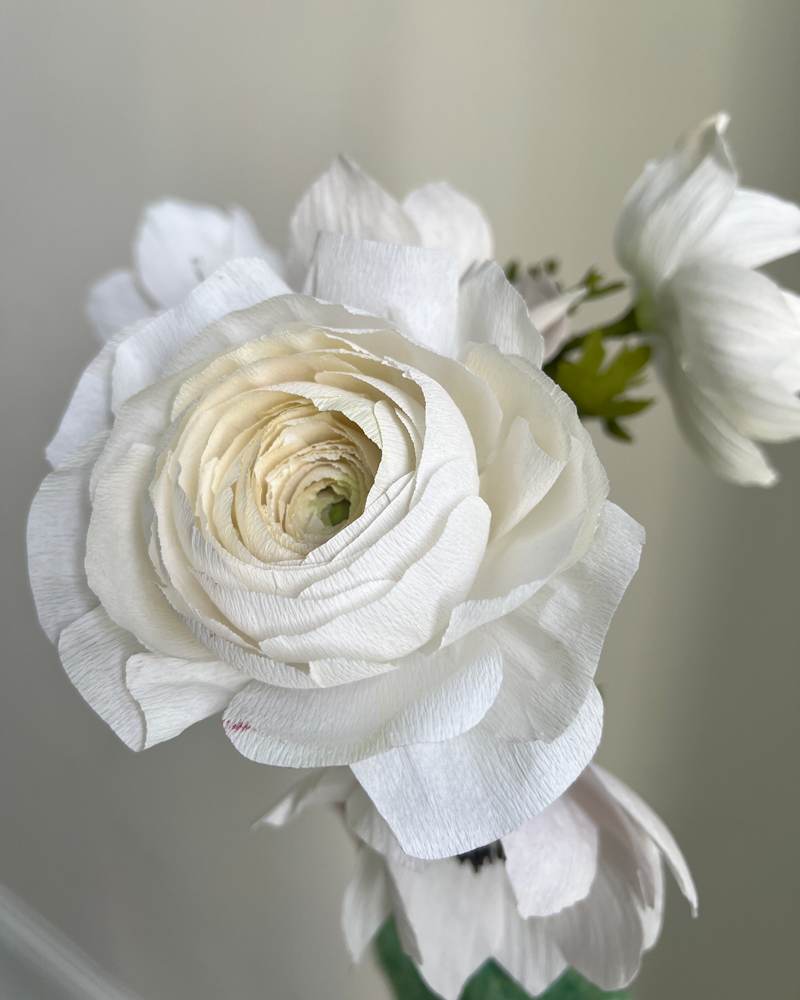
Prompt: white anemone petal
<box><xmin>287</xmin><ymin>155</ymin><xmax>420</xmax><ymax>288</ymax></box>
<box><xmin>615</xmin><ymin>114</ymin><xmax>736</xmax><ymax>287</ymax></box>
<box><xmin>402</xmin><ymin>182</ymin><xmax>494</xmax><ymax>276</ymax></box>
<box><xmin>86</xmin><ymin>269</ymin><xmax>153</xmax><ymax>343</ymax></box>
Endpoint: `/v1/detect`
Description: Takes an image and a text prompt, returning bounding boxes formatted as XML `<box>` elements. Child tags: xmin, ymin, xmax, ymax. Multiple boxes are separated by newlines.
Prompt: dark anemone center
<box><xmin>456</xmin><ymin>840</ymin><xmax>506</xmax><ymax>872</ymax></box>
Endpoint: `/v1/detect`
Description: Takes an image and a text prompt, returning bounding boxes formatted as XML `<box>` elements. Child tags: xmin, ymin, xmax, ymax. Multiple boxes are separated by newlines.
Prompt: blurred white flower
<box><xmin>88</xmin><ymin>156</ymin><xmax>494</xmax><ymax>344</ymax></box>
<box><xmin>616</xmin><ymin>114</ymin><xmax>800</xmax><ymax>486</ymax></box>
<box><xmin>263</xmin><ymin>763</ymin><xmax>697</xmax><ymax>999</ymax></box>
<box><xmin>30</xmin><ymin>160</ymin><xmax>643</xmax><ymax>860</ymax></box>
<box><xmin>87</xmin><ymin>200</ymin><xmax>283</xmax><ymax>342</ymax></box>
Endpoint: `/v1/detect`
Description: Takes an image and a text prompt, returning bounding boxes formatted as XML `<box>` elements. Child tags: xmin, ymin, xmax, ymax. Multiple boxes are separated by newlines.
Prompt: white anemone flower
<box><xmin>615</xmin><ymin>114</ymin><xmax>800</xmax><ymax>486</ymax></box>
<box><xmin>87</xmin><ymin>200</ymin><xmax>284</xmax><ymax>342</ymax></box>
<box><xmin>263</xmin><ymin>764</ymin><xmax>697</xmax><ymax>999</ymax></box>
<box><xmin>30</xmin><ymin>160</ymin><xmax>643</xmax><ymax>860</ymax></box>
<box><xmin>87</xmin><ymin>156</ymin><xmax>494</xmax><ymax>344</ymax></box>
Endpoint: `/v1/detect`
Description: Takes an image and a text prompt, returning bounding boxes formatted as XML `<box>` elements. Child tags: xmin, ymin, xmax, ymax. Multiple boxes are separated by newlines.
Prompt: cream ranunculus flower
<box><xmin>29</xmin><ymin>160</ymin><xmax>643</xmax><ymax>859</ymax></box>
<box><xmin>262</xmin><ymin>763</ymin><xmax>697</xmax><ymax>999</ymax></box>
<box><xmin>615</xmin><ymin>114</ymin><xmax>800</xmax><ymax>486</ymax></box>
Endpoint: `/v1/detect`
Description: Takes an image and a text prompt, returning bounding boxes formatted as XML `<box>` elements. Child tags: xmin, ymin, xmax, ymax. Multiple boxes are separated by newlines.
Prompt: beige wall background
<box><xmin>1</xmin><ymin>2</ymin><xmax>799</xmax><ymax>998</ymax></box>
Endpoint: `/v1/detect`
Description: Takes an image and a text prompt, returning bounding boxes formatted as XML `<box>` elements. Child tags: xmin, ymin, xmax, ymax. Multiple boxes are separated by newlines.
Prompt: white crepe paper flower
<box><xmin>616</xmin><ymin>114</ymin><xmax>800</xmax><ymax>486</ymax></box>
<box><xmin>29</xmin><ymin>159</ymin><xmax>643</xmax><ymax>860</ymax></box>
<box><xmin>87</xmin><ymin>200</ymin><xmax>284</xmax><ymax>343</ymax></box>
<box><xmin>263</xmin><ymin>764</ymin><xmax>697</xmax><ymax>999</ymax></box>
<box><xmin>87</xmin><ymin>156</ymin><xmax>494</xmax><ymax>345</ymax></box>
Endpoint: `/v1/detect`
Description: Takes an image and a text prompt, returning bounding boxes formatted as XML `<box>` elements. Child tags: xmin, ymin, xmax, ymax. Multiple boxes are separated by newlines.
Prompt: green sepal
<box><xmin>375</xmin><ymin>918</ymin><xmax>633</xmax><ymax>1000</ymax></box>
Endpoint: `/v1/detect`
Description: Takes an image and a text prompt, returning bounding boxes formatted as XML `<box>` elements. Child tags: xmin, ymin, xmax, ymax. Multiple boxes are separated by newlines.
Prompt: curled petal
<box><xmin>696</xmin><ymin>187</ymin><xmax>800</xmax><ymax>269</ymax></box>
<box><xmin>135</xmin><ymin>198</ymin><xmax>282</xmax><ymax>308</ymax></box>
<box><xmin>126</xmin><ymin>653</ymin><xmax>248</xmax><ymax>748</ymax></box>
<box><xmin>58</xmin><ymin>606</ymin><xmax>146</xmax><ymax>751</ymax></box>
<box><xmin>28</xmin><ymin>433</ymin><xmax>107</xmax><ymax>643</ymax></box>
<box><xmin>615</xmin><ymin>113</ymin><xmax>736</xmax><ymax>287</ymax></box>
<box><xmin>351</xmin><ymin>686</ymin><xmax>603</xmax><ymax>860</ymax></box>
<box><xmin>287</xmin><ymin>155</ymin><xmax>420</xmax><ymax>288</ymax></box>
<box><xmin>403</xmin><ymin>181</ymin><xmax>494</xmax><ymax>276</ymax></box>
<box><xmin>458</xmin><ymin>261</ymin><xmax>544</xmax><ymax>367</ymax></box>
<box><xmin>222</xmin><ymin>633</ymin><xmax>503</xmax><ymax>768</ymax></box>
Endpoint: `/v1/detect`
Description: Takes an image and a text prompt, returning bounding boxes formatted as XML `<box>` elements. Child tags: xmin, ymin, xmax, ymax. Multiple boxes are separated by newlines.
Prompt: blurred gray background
<box><xmin>1</xmin><ymin>1</ymin><xmax>799</xmax><ymax>998</ymax></box>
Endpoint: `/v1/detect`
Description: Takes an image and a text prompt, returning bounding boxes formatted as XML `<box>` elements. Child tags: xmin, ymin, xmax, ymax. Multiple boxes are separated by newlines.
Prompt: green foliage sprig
<box><xmin>543</xmin><ymin>307</ymin><xmax>652</xmax><ymax>442</ymax></box>
<box><xmin>504</xmin><ymin>260</ymin><xmax>652</xmax><ymax>441</ymax></box>
<box><xmin>543</xmin><ymin>306</ymin><xmax>652</xmax><ymax>442</ymax></box>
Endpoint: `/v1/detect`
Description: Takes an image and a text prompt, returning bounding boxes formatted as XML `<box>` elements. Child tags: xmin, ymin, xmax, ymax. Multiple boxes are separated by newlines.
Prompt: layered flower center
<box><xmin>230</xmin><ymin>399</ymin><xmax>376</xmax><ymax>556</ymax></box>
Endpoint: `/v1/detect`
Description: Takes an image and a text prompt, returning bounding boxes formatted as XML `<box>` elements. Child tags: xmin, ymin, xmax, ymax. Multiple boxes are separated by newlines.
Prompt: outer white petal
<box><xmin>480</xmin><ymin>502</ymin><xmax>644</xmax><ymax>743</ymax></box>
<box><xmin>696</xmin><ymin>187</ymin><xmax>800</xmax><ymax>269</ymax></box>
<box><xmin>342</xmin><ymin>847</ymin><xmax>394</xmax><ymax>962</ymax></box>
<box><xmin>663</xmin><ymin>263</ymin><xmax>800</xmax><ymax>441</ymax></box>
<box><xmin>222</xmin><ymin>634</ymin><xmax>503</xmax><ymax>768</ymax></box>
<box><xmin>501</xmin><ymin>795</ymin><xmax>598</xmax><ymax>918</ymax></box>
<box><xmin>58</xmin><ymin>606</ymin><xmax>146</xmax><ymax>751</ymax></box>
<box><xmin>287</xmin><ymin>155</ymin><xmax>421</xmax><ymax>288</ymax></box>
<box><xmin>615</xmin><ymin>113</ymin><xmax>736</xmax><ymax>287</ymax></box>
<box><xmin>387</xmin><ymin>857</ymin><xmax>507</xmax><ymax>1000</ymax></box>
<box><xmin>590</xmin><ymin>765</ymin><xmax>698</xmax><ymax>916</ymax></box>
<box><xmin>351</xmin><ymin>686</ymin><xmax>603</xmax><ymax>860</ymax></box>
<box><xmin>458</xmin><ymin>261</ymin><xmax>545</xmax><ymax>367</ymax></box>
<box><xmin>86</xmin><ymin>269</ymin><xmax>153</xmax><ymax>343</ymax></box>
<box><xmin>28</xmin><ymin>433</ymin><xmax>107</xmax><ymax>644</ymax></box>
<box><xmin>111</xmin><ymin>257</ymin><xmax>291</xmax><ymax>410</ymax></box>
<box><xmin>126</xmin><ymin>654</ymin><xmax>249</xmax><ymax>748</ymax></box>
<box><xmin>85</xmin><ymin>443</ymin><xmax>209</xmax><ymax>660</ymax></box>
<box><xmin>304</xmin><ymin>232</ymin><xmax>461</xmax><ymax>357</ymax></box>
<box><xmin>654</xmin><ymin>339</ymin><xmax>779</xmax><ymax>486</ymax></box>
<box><xmin>135</xmin><ymin>198</ymin><xmax>281</xmax><ymax>308</ymax></box>
<box><xmin>46</xmin><ymin>323</ymin><xmax>147</xmax><ymax>469</ymax></box>
<box><xmin>550</xmin><ymin>833</ymin><xmax>645</xmax><ymax>991</ymax></box>
<box><xmin>402</xmin><ymin>182</ymin><xmax>494</xmax><ymax>276</ymax></box>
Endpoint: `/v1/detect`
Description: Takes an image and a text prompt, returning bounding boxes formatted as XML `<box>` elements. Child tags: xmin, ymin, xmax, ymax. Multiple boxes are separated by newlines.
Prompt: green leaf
<box><xmin>375</xmin><ymin>918</ymin><xmax>441</xmax><ymax>1000</ymax></box>
<box><xmin>545</xmin><ymin>330</ymin><xmax>653</xmax><ymax>442</ymax></box>
<box><xmin>374</xmin><ymin>919</ymin><xmax>633</xmax><ymax>1000</ymax></box>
